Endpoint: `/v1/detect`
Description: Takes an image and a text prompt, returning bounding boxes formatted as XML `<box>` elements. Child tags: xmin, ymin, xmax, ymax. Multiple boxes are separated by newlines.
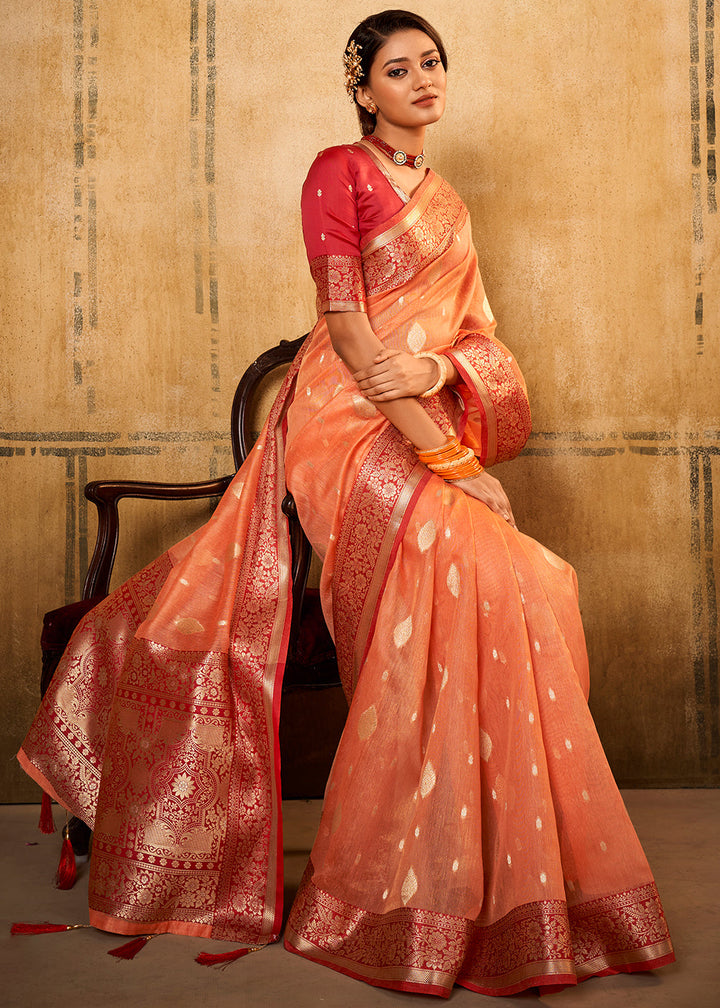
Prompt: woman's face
<box><xmin>358</xmin><ymin>29</ymin><xmax>447</xmax><ymax>131</ymax></box>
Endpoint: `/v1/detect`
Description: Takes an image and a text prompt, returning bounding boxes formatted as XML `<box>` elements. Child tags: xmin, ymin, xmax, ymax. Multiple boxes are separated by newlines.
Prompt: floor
<box><xmin>1</xmin><ymin>790</ymin><xmax>717</xmax><ymax>1007</ymax></box>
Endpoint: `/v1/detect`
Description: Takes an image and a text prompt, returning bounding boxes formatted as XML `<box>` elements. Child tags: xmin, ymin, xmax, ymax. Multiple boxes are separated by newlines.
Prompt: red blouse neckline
<box><xmin>353</xmin><ymin>139</ymin><xmax>434</xmax><ymax>203</ymax></box>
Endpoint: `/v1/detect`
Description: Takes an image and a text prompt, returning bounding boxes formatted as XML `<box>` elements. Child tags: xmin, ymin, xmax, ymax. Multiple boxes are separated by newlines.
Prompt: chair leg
<box><xmin>66</xmin><ymin>816</ymin><xmax>92</xmax><ymax>856</ymax></box>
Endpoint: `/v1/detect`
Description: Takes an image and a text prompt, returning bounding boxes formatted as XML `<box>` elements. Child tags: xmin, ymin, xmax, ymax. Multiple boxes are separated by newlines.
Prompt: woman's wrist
<box><xmin>416</xmin><ymin>351</ymin><xmax>447</xmax><ymax>398</ymax></box>
<box><xmin>416</xmin><ymin>436</ymin><xmax>484</xmax><ymax>481</ymax></box>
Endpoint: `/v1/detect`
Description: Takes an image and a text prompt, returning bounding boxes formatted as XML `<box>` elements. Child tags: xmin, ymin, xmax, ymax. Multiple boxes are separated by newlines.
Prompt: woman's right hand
<box><xmin>451</xmin><ymin>470</ymin><xmax>516</xmax><ymax>528</ymax></box>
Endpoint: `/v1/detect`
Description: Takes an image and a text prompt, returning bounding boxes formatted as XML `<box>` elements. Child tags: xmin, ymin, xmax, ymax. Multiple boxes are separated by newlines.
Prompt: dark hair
<box><xmin>346</xmin><ymin>10</ymin><xmax>448</xmax><ymax>135</ymax></box>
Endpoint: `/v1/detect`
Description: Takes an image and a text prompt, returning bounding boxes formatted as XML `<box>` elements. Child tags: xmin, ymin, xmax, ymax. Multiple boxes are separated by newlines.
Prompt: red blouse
<box><xmin>301</xmin><ymin>144</ymin><xmax>406</xmax><ymax>314</ymax></box>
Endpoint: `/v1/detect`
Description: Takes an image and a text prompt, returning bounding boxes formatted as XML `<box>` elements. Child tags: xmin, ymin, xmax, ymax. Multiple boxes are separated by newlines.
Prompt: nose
<box><xmin>413</xmin><ymin>66</ymin><xmax>431</xmax><ymax>89</ymax></box>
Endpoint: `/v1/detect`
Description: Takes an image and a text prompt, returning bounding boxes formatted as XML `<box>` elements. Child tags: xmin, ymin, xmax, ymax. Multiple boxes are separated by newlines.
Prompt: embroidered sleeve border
<box><xmin>310</xmin><ymin>254</ymin><xmax>366</xmax><ymax>314</ymax></box>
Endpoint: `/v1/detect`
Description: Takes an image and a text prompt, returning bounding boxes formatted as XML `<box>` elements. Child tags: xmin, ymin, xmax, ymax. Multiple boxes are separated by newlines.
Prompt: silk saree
<box><xmin>18</xmin><ymin>142</ymin><xmax>674</xmax><ymax>997</ymax></box>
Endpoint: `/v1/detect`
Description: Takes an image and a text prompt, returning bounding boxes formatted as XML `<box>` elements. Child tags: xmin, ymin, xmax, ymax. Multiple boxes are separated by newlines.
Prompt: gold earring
<box><xmin>367</xmin><ymin>100</ymin><xmax>377</xmax><ymax>115</ymax></box>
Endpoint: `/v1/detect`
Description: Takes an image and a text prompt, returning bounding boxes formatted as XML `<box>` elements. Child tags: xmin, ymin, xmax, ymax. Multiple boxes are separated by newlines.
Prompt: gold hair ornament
<box><xmin>344</xmin><ymin>40</ymin><xmax>363</xmax><ymax>98</ymax></box>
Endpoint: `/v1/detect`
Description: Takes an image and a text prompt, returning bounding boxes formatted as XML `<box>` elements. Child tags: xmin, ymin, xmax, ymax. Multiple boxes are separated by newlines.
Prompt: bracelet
<box><xmin>444</xmin><ymin>457</ymin><xmax>484</xmax><ymax>481</ymax></box>
<box><xmin>428</xmin><ymin>447</ymin><xmax>477</xmax><ymax>472</ymax></box>
<box><xmin>416</xmin><ymin>351</ymin><xmax>448</xmax><ymax>398</ymax></box>
<box><xmin>415</xmin><ymin>435</ymin><xmax>484</xmax><ymax>482</ymax></box>
<box><xmin>431</xmin><ymin>456</ymin><xmax>484</xmax><ymax>481</ymax></box>
<box><xmin>416</xmin><ymin>436</ymin><xmax>462</xmax><ymax>464</ymax></box>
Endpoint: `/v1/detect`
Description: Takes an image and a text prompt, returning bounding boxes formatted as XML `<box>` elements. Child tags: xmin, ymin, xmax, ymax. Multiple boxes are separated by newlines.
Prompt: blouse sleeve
<box><xmin>301</xmin><ymin>147</ymin><xmax>367</xmax><ymax>314</ymax></box>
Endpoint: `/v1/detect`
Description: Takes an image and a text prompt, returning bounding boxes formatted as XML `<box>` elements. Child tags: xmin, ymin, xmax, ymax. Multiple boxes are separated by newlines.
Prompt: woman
<box><xmin>19</xmin><ymin>9</ymin><xmax>674</xmax><ymax>998</ymax></box>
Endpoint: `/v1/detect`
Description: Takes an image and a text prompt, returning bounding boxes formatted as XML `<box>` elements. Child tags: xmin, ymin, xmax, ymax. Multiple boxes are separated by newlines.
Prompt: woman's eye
<box><xmin>422</xmin><ymin>59</ymin><xmax>440</xmax><ymax>69</ymax></box>
<box><xmin>388</xmin><ymin>67</ymin><xmax>406</xmax><ymax>78</ymax></box>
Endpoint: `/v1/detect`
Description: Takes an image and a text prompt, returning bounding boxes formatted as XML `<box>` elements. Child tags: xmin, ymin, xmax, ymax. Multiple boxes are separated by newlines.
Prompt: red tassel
<box><xmin>38</xmin><ymin>792</ymin><xmax>56</xmax><ymax>834</ymax></box>
<box><xmin>107</xmin><ymin>934</ymin><xmax>155</xmax><ymax>960</ymax></box>
<box><xmin>11</xmin><ymin>922</ymin><xmax>89</xmax><ymax>935</ymax></box>
<box><xmin>195</xmin><ymin>946</ymin><xmax>260</xmax><ymax>969</ymax></box>
<box><xmin>55</xmin><ymin>833</ymin><xmax>77</xmax><ymax>890</ymax></box>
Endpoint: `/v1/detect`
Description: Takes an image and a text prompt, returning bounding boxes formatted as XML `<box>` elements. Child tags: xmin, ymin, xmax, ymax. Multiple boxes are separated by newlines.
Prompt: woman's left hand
<box><xmin>353</xmin><ymin>348</ymin><xmax>436</xmax><ymax>401</ymax></box>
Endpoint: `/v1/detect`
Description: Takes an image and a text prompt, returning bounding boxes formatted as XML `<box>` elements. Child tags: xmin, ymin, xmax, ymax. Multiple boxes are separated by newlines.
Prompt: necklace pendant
<box><xmin>366</xmin><ymin>134</ymin><xmax>425</xmax><ymax>169</ymax></box>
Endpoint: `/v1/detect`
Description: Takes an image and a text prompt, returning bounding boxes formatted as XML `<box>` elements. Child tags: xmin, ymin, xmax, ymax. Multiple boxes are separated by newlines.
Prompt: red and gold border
<box><xmin>332</xmin><ymin>426</ymin><xmax>429</xmax><ymax>694</ymax></box>
<box><xmin>447</xmin><ymin>341</ymin><xmax>532</xmax><ymax>467</ymax></box>
<box><xmin>309</xmin><ymin>254</ymin><xmax>367</xmax><ymax>314</ymax></box>
<box><xmin>286</xmin><ymin>867</ymin><xmax>674</xmax><ymax>998</ymax></box>
<box><xmin>361</xmin><ymin>178</ymin><xmax>467</xmax><ymax>300</ymax></box>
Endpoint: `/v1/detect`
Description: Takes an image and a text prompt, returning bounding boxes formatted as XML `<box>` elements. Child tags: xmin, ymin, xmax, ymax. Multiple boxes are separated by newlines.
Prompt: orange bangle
<box><xmin>416</xmin><ymin>436</ymin><xmax>462</xmax><ymax>464</ymax></box>
<box><xmin>429</xmin><ymin>449</ymin><xmax>476</xmax><ymax>473</ymax></box>
<box><xmin>443</xmin><ymin>458</ymin><xmax>484</xmax><ymax>481</ymax></box>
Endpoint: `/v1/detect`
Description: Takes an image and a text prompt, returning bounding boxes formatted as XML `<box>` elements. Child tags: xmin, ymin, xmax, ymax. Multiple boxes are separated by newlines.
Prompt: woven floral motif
<box><xmin>310</xmin><ymin>254</ymin><xmax>366</xmax><ymax>313</ymax></box>
<box><xmin>362</xmin><ymin>180</ymin><xmax>467</xmax><ymax>297</ymax></box>
<box><xmin>287</xmin><ymin>871</ymin><xmax>673</xmax><ymax>996</ymax></box>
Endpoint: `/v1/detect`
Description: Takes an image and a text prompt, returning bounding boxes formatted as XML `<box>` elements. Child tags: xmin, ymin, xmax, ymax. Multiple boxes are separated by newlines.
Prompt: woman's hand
<box><xmin>452</xmin><ymin>470</ymin><xmax>516</xmax><ymax>528</ymax></box>
<box><xmin>352</xmin><ymin>348</ymin><xmax>436</xmax><ymax>401</ymax></box>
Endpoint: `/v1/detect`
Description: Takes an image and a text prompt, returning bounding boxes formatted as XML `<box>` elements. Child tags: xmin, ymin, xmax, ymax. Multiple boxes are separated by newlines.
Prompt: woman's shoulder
<box><xmin>310</xmin><ymin>142</ymin><xmax>365</xmax><ymax>165</ymax></box>
<box><xmin>303</xmin><ymin>143</ymin><xmax>368</xmax><ymax>187</ymax></box>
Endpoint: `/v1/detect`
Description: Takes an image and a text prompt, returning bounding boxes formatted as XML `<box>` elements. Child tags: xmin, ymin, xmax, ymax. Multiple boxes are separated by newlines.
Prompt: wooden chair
<box><xmin>40</xmin><ymin>334</ymin><xmax>346</xmax><ymax>856</ymax></box>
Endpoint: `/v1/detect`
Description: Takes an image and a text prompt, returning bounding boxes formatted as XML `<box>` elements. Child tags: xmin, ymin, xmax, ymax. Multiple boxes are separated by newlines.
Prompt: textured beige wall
<box><xmin>2</xmin><ymin>1</ymin><xmax>718</xmax><ymax>800</ymax></box>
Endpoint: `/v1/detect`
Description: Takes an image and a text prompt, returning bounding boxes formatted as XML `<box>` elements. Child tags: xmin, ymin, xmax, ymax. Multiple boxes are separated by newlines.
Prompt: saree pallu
<box><xmin>18</xmin><ymin>355</ymin><xmax>307</xmax><ymax>943</ymax></box>
<box><xmin>18</xmin><ymin>165</ymin><xmax>673</xmax><ymax>995</ymax></box>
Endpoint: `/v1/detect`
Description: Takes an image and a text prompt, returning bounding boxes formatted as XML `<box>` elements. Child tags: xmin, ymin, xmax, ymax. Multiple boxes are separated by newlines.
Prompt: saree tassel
<box><xmin>195</xmin><ymin>946</ymin><xmax>263</xmax><ymax>969</ymax></box>
<box><xmin>55</xmin><ymin>829</ymin><xmax>77</xmax><ymax>890</ymax></box>
<box><xmin>38</xmin><ymin>791</ymin><xmax>55</xmax><ymax>834</ymax></box>
<box><xmin>11</xmin><ymin>922</ymin><xmax>90</xmax><ymax>935</ymax></box>
<box><xmin>107</xmin><ymin>934</ymin><xmax>157</xmax><ymax>960</ymax></box>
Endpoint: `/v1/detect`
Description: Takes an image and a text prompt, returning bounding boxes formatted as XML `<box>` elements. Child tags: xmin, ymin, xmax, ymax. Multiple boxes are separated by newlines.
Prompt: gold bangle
<box><xmin>416</xmin><ymin>351</ymin><xmax>448</xmax><ymax>398</ymax></box>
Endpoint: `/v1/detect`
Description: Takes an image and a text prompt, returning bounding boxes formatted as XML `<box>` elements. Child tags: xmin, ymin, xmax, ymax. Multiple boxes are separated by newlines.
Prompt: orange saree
<box><xmin>18</xmin><ymin>142</ymin><xmax>674</xmax><ymax>997</ymax></box>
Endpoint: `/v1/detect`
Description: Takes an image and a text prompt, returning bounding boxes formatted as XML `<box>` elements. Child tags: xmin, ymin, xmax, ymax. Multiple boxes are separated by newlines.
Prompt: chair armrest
<box><xmin>82</xmin><ymin>476</ymin><xmax>233</xmax><ymax>600</ymax></box>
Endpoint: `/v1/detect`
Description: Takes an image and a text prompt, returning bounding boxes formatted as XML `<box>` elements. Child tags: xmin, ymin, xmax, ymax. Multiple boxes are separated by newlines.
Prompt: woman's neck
<box><xmin>372</xmin><ymin>122</ymin><xmax>426</xmax><ymax>157</ymax></box>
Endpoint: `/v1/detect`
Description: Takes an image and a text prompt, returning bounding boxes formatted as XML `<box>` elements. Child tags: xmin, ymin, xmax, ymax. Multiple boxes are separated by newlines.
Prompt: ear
<box><xmin>356</xmin><ymin>84</ymin><xmax>374</xmax><ymax>111</ymax></box>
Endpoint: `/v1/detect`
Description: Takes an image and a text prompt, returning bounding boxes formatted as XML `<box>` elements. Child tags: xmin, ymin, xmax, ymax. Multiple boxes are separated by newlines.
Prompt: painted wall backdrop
<box><xmin>1</xmin><ymin>1</ymin><xmax>718</xmax><ymax>801</ymax></box>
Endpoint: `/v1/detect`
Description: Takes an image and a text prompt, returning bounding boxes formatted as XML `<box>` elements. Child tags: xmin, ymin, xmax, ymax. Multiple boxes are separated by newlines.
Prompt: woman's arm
<box><xmin>326</xmin><ymin>311</ymin><xmax>516</xmax><ymax>526</ymax></box>
<box><xmin>353</xmin><ymin>347</ymin><xmax>459</xmax><ymax>401</ymax></box>
<box><xmin>326</xmin><ymin>311</ymin><xmax>448</xmax><ymax>451</ymax></box>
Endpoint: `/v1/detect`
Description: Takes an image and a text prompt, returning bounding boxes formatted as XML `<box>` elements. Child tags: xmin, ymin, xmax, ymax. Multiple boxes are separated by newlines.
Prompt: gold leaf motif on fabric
<box><xmin>352</xmin><ymin>394</ymin><xmax>377</xmax><ymax>419</ymax></box>
<box><xmin>357</xmin><ymin>705</ymin><xmax>378</xmax><ymax>741</ymax></box>
<box><xmin>407</xmin><ymin>322</ymin><xmax>427</xmax><ymax>353</ymax></box>
<box><xmin>393</xmin><ymin>616</ymin><xmax>413</xmax><ymax>649</ymax></box>
<box><xmin>447</xmin><ymin>563</ymin><xmax>460</xmax><ymax>598</ymax></box>
<box><xmin>480</xmin><ymin>729</ymin><xmax>493</xmax><ymax>762</ymax></box>
<box><xmin>401</xmin><ymin>867</ymin><xmax>418</xmax><ymax>905</ymax></box>
<box><xmin>417</xmin><ymin>520</ymin><xmax>436</xmax><ymax>553</ymax></box>
<box><xmin>331</xmin><ymin>802</ymin><xmax>342</xmax><ymax>834</ymax></box>
<box><xmin>420</xmin><ymin>761</ymin><xmax>436</xmax><ymax>798</ymax></box>
<box><xmin>173</xmin><ymin>616</ymin><xmax>205</xmax><ymax>635</ymax></box>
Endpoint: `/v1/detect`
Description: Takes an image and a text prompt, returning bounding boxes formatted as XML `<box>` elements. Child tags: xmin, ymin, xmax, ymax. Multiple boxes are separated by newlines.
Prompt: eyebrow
<box><xmin>381</xmin><ymin>48</ymin><xmax>439</xmax><ymax>69</ymax></box>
